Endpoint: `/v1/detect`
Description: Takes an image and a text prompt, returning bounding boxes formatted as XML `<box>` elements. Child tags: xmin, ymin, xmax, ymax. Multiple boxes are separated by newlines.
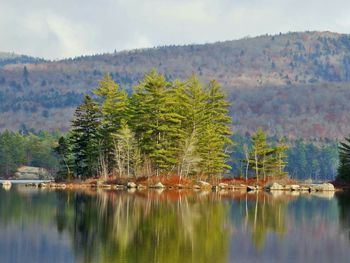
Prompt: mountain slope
<box><xmin>1</xmin><ymin>31</ymin><xmax>350</xmax><ymax>139</ymax></box>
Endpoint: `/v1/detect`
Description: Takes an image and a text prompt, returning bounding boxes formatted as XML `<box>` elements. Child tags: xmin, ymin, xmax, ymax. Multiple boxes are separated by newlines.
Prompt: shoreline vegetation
<box><xmin>54</xmin><ymin>71</ymin><xmax>292</xmax><ymax>185</ymax></box>
<box><xmin>0</xmin><ymin>70</ymin><xmax>347</xmax><ymax>190</ymax></box>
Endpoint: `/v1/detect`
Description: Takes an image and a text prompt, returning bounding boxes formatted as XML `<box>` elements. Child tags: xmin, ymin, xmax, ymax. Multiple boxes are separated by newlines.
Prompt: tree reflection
<box><xmin>56</xmin><ymin>191</ymin><xmax>231</xmax><ymax>263</ymax></box>
<box><xmin>245</xmin><ymin>192</ymin><xmax>287</xmax><ymax>250</ymax></box>
<box><xmin>336</xmin><ymin>192</ymin><xmax>350</xmax><ymax>241</ymax></box>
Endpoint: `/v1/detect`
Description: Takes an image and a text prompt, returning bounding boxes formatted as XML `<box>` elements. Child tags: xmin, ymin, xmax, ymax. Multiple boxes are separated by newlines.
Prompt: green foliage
<box><xmin>231</xmin><ymin>133</ymin><xmax>338</xmax><ymax>181</ymax></box>
<box><xmin>243</xmin><ymin>128</ymin><xmax>288</xmax><ymax>180</ymax></box>
<box><xmin>93</xmin><ymin>74</ymin><xmax>129</xmax><ymax>174</ymax></box>
<box><xmin>130</xmin><ymin>70</ymin><xmax>183</xmax><ymax>175</ymax></box>
<box><xmin>54</xmin><ymin>135</ymin><xmax>75</xmax><ymax>180</ymax></box>
<box><xmin>62</xmin><ymin>72</ymin><xmax>233</xmax><ymax>178</ymax></box>
<box><xmin>70</xmin><ymin>95</ymin><xmax>101</xmax><ymax>178</ymax></box>
<box><xmin>0</xmin><ymin>130</ymin><xmax>59</xmax><ymax>177</ymax></box>
<box><xmin>337</xmin><ymin>136</ymin><xmax>350</xmax><ymax>181</ymax></box>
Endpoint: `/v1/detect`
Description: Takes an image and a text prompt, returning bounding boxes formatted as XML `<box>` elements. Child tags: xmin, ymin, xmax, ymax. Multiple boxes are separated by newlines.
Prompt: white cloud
<box><xmin>1</xmin><ymin>0</ymin><xmax>350</xmax><ymax>59</ymax></box>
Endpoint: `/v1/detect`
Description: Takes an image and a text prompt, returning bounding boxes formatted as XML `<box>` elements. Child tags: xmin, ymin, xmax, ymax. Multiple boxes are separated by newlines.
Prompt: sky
<box><xmin>1</xmin><ymin>0</ymin><xmax>350</xmax><ymax>59</ymax></box>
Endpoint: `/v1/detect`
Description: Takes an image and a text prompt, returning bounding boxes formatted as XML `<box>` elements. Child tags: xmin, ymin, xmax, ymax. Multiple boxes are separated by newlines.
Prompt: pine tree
<box><xmin>54</xmin><ymin>135</ymin><xmax>74</xmax><ymax>179</ymax></box>
<box><xmin>337</xmin><ymin>136</ymin><xmax>350</xmax><ymax>181</ymax></box>
<box><xmin>199</xmin><ymin>80</ymin><xmax>232</xmax><ymax>177</ymax></box>
<box><xmin>266</xmin><ymin>140</ymin><xmax>288</xmax><ymax>178</ymax></box>
<box><xmin>249</xmin><ymin>128</ymin><xmax>272</xmax><ymax>181</ymax></box>
<box><xmin>173</xmin><ymin>77</ymin><xmax>207</xmax><ymax>177</ymax></box>
<box><xmin>174</xmin><ymin>77</ymin><xmax>232</xmax><ymax>177</ymax></box>
<box><xmin>71</xmin><ymin>95</ymin><xmax>101</xmax><ymax>178</ymax></box>
<box><xmin>93</xmin><ymin>74</ymin><xmax>129</xmax><ymax>173</ymax></box>
<box><xmin>130</xmin><ymin>70</ymin><xmax>183</xmax><ymax>176</ymax></box>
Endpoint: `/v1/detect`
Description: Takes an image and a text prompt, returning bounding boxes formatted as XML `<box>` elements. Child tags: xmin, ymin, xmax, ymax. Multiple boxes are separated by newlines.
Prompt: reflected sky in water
<box><xmin>0</xmin><ymin>187</ymin><xmax>349</xmax><ymax>263</ymax></box>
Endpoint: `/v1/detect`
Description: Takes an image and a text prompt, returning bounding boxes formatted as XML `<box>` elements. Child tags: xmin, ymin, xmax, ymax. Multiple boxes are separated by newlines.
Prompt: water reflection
<box><xmin>336</xmin><ymin>192</ymin><xmax>350</xmax><ymax>241</ymax></box>
<box><xmin>56</xmin><ymin>190</ymin><xmax>231</xmax><ymax>263</ymax></box>
<box><xmin>0</xmin><ymin>187</ymin><xmax>350</xmax><ymax>262</ymax></box>
<box><xmin>245</xmin><ymin>193</ymin><xmax>287</xmax><ymax>250</ymax></box>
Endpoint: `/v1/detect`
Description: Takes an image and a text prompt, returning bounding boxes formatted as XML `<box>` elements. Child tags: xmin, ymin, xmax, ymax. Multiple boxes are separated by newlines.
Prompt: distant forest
<box><xmin>1</xmin><ymin>32</ymin><xmax>350</xmax><ymax>139</ymax></box>
<box><xmin>0</xmin><ymin>71</ymin><xmax>340</xmax><ymax>181</ymax></box>
<box><xmin>0</xmin><ymin>130</ymin><xmax>339</xmax><ymax>181</ymax></box>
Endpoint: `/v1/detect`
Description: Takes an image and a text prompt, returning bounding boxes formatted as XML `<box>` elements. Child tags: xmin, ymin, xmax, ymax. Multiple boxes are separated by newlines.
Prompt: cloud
<box><xmin>1</xmin><ymin>0</ymin><xmax>350</xmax><ymax>59</ymax></box>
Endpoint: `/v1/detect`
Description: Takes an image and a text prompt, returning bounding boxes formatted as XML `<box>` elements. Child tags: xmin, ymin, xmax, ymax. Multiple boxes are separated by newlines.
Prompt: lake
<box><xmin>0</xmin><ymin>186</ymin><xmax>349</xmax><ymax>263</ymax></box>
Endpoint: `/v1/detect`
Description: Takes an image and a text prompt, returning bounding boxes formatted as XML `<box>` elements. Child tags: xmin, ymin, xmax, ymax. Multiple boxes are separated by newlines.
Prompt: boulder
<box><xmin>127</xmin><ymin>182</ymin><xmax>137</xmax><ymax>188</ymax></box>
<box><xmin>218</xmin><ymin>183</ymin><xmax>229</xmax><ymax>189</ymax></box>
<box><xmin>197</xmin><ymin>181</ymin><xmax>211</xmax><ymax>188</ymax></box>
<box><xmin>264</xmin><ymin>182</ymin><xmax>284</xmax><ymax>191</ymax></box>
<box><xmin>150</xmin><ymin>182</ymin><xmax>165</xmax><ymax>189</ymax></box>
<box><xmin>247</xmin><ymin>185</ymin><xmax>256</xmax><ymax>191</ymax></box>
<box><xmin>314</xmin><ymin>183</ymin><xmax>335</xmax><ymax>191</ymax></box>
<box><xmin>38</xmin><ymin>183</ymin><xmax>48</xmax><ymax>188</ymax></box>
<box><xmin>285</xmin><ymin>184</ymin><xmax>300</xmax><ymax>191</ymax></box>
<box><xmin>137</xmin><ymin>184</ymin><xmax>147</xmax><ymax>189</ymax></box>
<box><xmin>15</xmin><ymin>166</ymin><xmax>52</xmax><ymax>180</ymax></box>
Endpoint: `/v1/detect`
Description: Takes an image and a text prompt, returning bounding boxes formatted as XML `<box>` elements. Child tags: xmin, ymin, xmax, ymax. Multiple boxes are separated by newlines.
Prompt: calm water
<box><xmin>0</xmin><ymin>186</ymin><xmax>350</xmax><ymax>263</ymax></box>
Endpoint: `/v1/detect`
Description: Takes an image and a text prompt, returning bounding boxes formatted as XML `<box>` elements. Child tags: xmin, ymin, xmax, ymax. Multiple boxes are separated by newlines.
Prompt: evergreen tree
<box><xmin>55</xmin><ymin>135</ymin><xmax>74</xmax><ymax>179</ymax></box>
<box><xmin>249</xmin><ymin>128</ymin><xmax>271</xmax><ymax>181</ymax></box>
<box><xmin>337</xmin><ymin>136</ymin><xmax>350</xmax><ymax>181</ymax></box>
<box><xmin>93</xmin><ymin>74</ymin><xmax>129</xmax><ymax>173</ymax></box>
<box><xmin>174</xmin><ymin>77</ymin><xmax>232</xmax><ymax>177</ymax></box>
<box><xmin>267</xmin><ymin>140</ymin><xmax>288</xmax><ymax>178</ymax></box>
<box><xmin>173</xmin><ymin>77</ymin><xmax>207</xmax><ymax>177</ymax></box>
<box><xmin>130</xmin><ymin>70</ymin><xmax>183</xmax><ymax>175</ymax></box>
<box><xmin>198</xmin><ymin>80</ymin><xmax>232</xmax><ymax>176</ymax></box>
<box><xmin>71</xmin><ymin>95</ymin><xmax>101</xmax><ymax>178</ymax></box>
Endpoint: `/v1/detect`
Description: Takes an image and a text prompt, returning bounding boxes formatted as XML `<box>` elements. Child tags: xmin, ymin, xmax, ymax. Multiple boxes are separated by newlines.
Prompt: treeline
<box><xmin>56</xmin><ymin>71</ymin><xmax>233</xmax><ymax>179</ymax></box>
<box><xmin>233</xmin><ymin>128</ymin><xmax>288</xmax><ymax>182</ymax></box>
<box><xmin>337</xmin><ymin>135</ymin><xmax>350</xmax><ymax>181</ymax></box>
<box><xmin>231</xmin><ymin>134</ymin><xmax>338</xmax><ymax>181</ymax></box>
<box><xmin>0</xmin><ymin>131</ymin><xmax>60</xmax><ymax>177</ymax></box>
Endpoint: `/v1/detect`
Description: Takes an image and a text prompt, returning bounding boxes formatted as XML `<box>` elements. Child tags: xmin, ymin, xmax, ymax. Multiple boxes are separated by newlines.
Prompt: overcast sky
<box><xmin>1</xmin><ymin>0</ymin><xmax>350</xmax><ymax>59</ymax></box>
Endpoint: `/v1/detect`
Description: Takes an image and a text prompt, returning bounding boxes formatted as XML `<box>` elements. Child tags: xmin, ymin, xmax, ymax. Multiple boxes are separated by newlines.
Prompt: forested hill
<box><xmin>1</xmin><ymin>31</ymin><xmax>350</xmax><ymax>139</ymax></box>
<box><xmin>0</xmin><ymin>52</ymin><xmax>43</xmax><ymax>67</ymax></box>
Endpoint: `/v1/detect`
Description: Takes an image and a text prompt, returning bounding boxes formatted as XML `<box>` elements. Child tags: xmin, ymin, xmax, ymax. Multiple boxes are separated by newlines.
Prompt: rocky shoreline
<box><xmin>23</xmin><ymin>180</ymin><xmax>337</xmax><ymax>193</ymax></box>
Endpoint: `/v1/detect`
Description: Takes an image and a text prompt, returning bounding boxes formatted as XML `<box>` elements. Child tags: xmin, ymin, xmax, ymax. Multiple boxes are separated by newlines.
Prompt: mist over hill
<box><xmin>1</xmin><ymin>31</ymin><xmax>350</xmax><ymax>139</ymax></box>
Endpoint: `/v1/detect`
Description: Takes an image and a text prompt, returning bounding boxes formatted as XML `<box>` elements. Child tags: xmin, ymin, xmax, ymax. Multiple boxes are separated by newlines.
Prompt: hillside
<box><xmin>0</xmin><ymin>52</ymin><xmax>44</xmax><ymax>67</ymax></box>
<box><xmin>1</xmin><ymin>31</ymin><xmax>350</xmax><ymax>139</ymax></box>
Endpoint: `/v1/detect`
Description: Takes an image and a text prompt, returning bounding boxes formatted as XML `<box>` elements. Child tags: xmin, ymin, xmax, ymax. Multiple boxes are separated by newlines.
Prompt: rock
<box><xmin>299</xmin><ymin>186</ymin><xmax>310</xmax><ymax>191</ymax></box>
<box><xmin>314</xmin><ymin>183</ymin><xmax>335</xmax><ymax>191</ymax></box>
<box><xmin>227</xmin><ymin>185</ymin><xmax>235</xmax><ymax>190</ymax></box>
<box><xmin>264</xmin><ymin>182</ymin><xmax>284</xmax><ymax>191</ymax></box>
<box><xmin>127</xmin><ymin>182</ymin><xmax>137</xmax><ymax>188</ymax></box>
<box><xmin>197</xmin><ymin>181</ymin><xmax>211</xmax><ymax>188</ymax></box>
<box><xmin>247</xmin><ymin>185</ymin><xmax>256</xmax><ymax>191</ymax></box>
<box><xmin>150</xmin><ymin>182</ymin><xmax>165</xmax><ymax>189</ymax></box>
<box><xmin>212</xmin><ymin>185</ymin><xmax>219</xmax><ymax>192</ymax></box>
<box><xmin>2</xmin><ymin>180</ymin><xmax>12</xmax><ymax>190</ymax></box>
<box><xmin>137</xmin><ymin>184</ymin><xmax>147</xmax><ymax>189</ymax></box>
<box><xmin>97</xmin><ymin>184</ymin><xmax>112</xmax><ymax>189</ymax></box>
<box><xmin>285</xmin><ymin>184</ymin><xmax>300</xmax><ymax>191</ymax></box>
<box><xmin>15</xmin><ymin>166</ymin><xmax>52</xmax><ymax>180</ymax></box>
<box><xmin>218</xmin><ymin>183</ymin><xmax>229</xmax><ymax>189</ymax></box>
<box><xmin>38</xmin><ymin>183</ymin><xmax>48</xmax><ymax>188</ymax></box>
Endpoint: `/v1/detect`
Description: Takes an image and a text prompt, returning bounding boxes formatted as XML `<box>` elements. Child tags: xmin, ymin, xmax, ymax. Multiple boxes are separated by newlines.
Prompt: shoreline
<box><xmin>17</xmin><ymin>175</ymin><xmax>342</xmax><ymax>193</ymax></box>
